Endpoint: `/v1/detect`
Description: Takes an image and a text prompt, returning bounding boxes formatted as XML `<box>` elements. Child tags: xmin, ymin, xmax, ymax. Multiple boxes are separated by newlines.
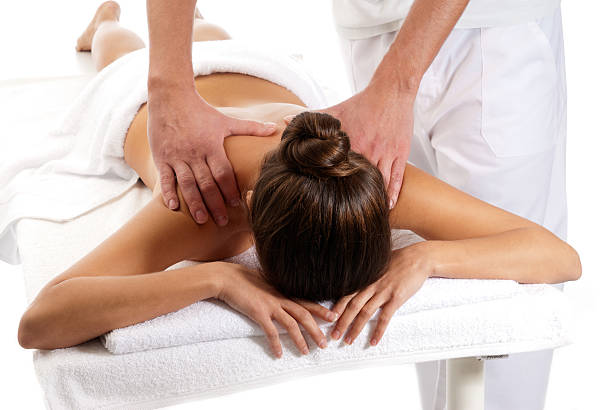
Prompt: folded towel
<box><xmin>0</xmin><ymin>40</ymin><xmax>327</xmax><ymax>264</ymax></box>
<box><xmin>101</xmin><ymin>231</ymin><xmax>525</xmax><ymax>354</ymax></box>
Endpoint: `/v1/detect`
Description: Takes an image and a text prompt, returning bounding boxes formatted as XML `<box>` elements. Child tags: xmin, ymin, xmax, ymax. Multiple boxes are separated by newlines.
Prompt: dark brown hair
<box><xmin>249</xmin><ymin>112</ymin><xmax>391</xmax><ymax>302</ymax></box>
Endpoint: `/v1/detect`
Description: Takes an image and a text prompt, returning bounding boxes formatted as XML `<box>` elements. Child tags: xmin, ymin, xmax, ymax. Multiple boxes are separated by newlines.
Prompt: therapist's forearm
<box><xmin>147</xmin><ymin>0</ymin><xmax>197</xmax><ymax>91</ymax></box>
<box><xmin>370</xmin><ymin>0</ymin><xmax>470</xmax><ymax>95</ymax></box>
<box><xmin>418</xmin><ymin>229</ymin><xmax>581</xmax><ymax>284</ymax></box>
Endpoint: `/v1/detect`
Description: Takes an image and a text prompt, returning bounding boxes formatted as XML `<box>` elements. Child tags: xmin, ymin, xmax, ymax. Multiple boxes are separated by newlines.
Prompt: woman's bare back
<box><xmin>124</xmin><ymin>72</ymin><xmax>309</xmax><ymax>261</ymax></box>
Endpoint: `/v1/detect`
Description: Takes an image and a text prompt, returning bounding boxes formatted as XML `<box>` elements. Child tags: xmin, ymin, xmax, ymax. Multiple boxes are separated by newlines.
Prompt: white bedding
<box><xmin>16</xmin><ymin>182</ymin><xmax>572</xmax><ymax>409</ymax></box>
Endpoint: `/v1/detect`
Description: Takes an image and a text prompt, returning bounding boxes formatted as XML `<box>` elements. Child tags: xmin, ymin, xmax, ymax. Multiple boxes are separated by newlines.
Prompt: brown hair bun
<box><xmin>279</xmin><ymin>112</ymin><xmax>358</xmax><ymax>178</ymax></box>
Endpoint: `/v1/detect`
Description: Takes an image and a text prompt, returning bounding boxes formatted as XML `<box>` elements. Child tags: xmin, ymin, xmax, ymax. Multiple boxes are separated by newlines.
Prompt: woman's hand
<box><xmin>214</xmin><ymin>262</ymin><xmax>336</xmax><ymax>358</ymax></box>
<box><xmin>330</xmin><ymin>242</ymin><xmax>433</xmax><ymax>346</ymax></box>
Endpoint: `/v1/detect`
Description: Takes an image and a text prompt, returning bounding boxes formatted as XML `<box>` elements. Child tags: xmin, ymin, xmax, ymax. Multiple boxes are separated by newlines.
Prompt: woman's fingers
<box><xmin>296</xmin><ymin>299</ymin><xmax>338</xmax><ymax>322</ymax></box>
<box><xmin>257</xmin><ymin>316</ymin><xmax>283</xmax><ymax>358</ymax></box>
<box><xmin>331</xmin><ymin>287</ymin><xmax>375</xmax><ymax>341</ymax></box>
<box><xmin>283</xmin><ymin>301</ymin><xmax>327</xmax><ymax>349</ymax></box>
<box><xmin>274</xmin><ymin>310</ymin><xmax>310</xmax><ymax>355</ymax></box>
<box><xmin>343</xmin><ymin>292</ymin><xmax>388</xmax><ymax>345</ymax></box>
<box><xmin>331</xmin><ymin>293</ymin><xmax>355</xmax><ymax>317</ymax></box>
<box><xmin>370</xmin><ymin>300</ymin><xmax>401</xmax><ymax>346</ymax></box>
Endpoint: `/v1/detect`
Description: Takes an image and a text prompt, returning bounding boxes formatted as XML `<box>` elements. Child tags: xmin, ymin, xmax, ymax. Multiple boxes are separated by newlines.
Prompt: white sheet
<box><xmin>17</xmin><ymin>182</ymin><xmax>572</xmax><ymax>410</ymax></box>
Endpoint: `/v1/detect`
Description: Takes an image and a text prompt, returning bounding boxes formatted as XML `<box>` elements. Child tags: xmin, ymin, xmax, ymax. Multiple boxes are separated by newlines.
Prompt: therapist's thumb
<box><xmin>228</xmin><ymin>118</ymin><xmax>277</xmax><ymax>137</ymax></box>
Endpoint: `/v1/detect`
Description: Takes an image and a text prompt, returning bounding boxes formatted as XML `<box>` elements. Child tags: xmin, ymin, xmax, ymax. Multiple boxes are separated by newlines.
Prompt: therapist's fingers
<box><xmin>343</xmin><ymin>292</ymin><xmax>388</xmax><ymax>345</ymax></box>
<box><xmin>258</xmin><ymin>317</ymin><xmax>282</xmax><ymax>358</ymax></box>
<box><xmin>377</xmin><ymin>157</ymin><xmax>393</xmax><ymax>193</ymax></box>
<box><xmin>190</xmin><ymin>159</ymin><xmax>226</xmax><ymax>225</ymax></box>
<box><xmin>207</xmin><ymin>153</ymin><xmax>241</xmax><ymax>209</ymax></box>
<box><xmin>283</xmin><ymin>115</ymin><xmax>296</xmax><ymax>125</ymax></box>
<box><xmin>158</xmin><ymin>163</ymin><xmax>179</xmax><ymax>210</ymax></box>
<box><xmin>228</xmin><ymin>117</ymin><xmax>277</xmax><ymax>137</ymax></box>
<box><xmin>282</xmin><ymin>301</ymin><xmax>327</xmax><ymax>349</ymax></box>
<box><xmin>174</xmin><ymin>161</ymin><xmax>208</xmax><ymax>224</ymax></box>
<box><xmin>388</xmin><ymin>157</ymin><xmax>407</xmax><ymax>209</ymax></box>
<box><xmin>274</xmin><ymin>310</ymin><xmax>310</xmax><ymax>355</ymax></box>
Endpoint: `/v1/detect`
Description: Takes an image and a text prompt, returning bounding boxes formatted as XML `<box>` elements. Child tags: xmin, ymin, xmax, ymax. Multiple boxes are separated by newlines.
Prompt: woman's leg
<box><xmin>192</xmin><ymin>12</ymin><xmax>232</xmax><ymax>42</ymax></box>
<box><xmin>76</xmin><ymin>1</ymin><xmax>145</xmax><ymax>71</ymax></box>
<box><xmin>77</xmin><ymin>2</ymin><xmax>230</xmax><ymax>72</ymax></box>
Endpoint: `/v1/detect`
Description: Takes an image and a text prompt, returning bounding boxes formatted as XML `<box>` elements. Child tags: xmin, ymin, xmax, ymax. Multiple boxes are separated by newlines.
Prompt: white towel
<box><xmin>101</xmin><ymin>231</ymin><xmax>525</xmax><ymax>354</ymax></box>
<box><xmin>0</xmin><ymin>40</ymin><xmax>327</xmax><ymax>264</ymax></box>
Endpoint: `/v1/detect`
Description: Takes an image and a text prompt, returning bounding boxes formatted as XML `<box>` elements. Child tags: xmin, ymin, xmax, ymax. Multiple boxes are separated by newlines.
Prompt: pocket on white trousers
<box><xmin>480</xmin><ymin>21</ymin><xmax>561</xmax><ymax>157</ymax></box>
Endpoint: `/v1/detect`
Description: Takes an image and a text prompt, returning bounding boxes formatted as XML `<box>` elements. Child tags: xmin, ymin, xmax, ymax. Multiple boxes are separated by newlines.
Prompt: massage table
<box><xmin>4</xmin><ymin>69</ymin><xmax>572</xmax><ymax>410</ymax></box>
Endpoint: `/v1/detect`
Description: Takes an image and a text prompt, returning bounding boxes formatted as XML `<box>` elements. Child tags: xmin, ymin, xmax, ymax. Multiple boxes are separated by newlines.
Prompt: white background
<box><xmin>1</xmin><ymin>1</ymin><xmax>610</xmax><ymax>409</ymax></box>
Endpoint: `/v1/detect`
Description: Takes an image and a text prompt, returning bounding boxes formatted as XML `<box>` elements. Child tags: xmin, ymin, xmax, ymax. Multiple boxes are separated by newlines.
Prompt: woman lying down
<box><xmin>18</xmin><ymin>2</ymin><xmax>581</xmax><ymax>358</ymax></box>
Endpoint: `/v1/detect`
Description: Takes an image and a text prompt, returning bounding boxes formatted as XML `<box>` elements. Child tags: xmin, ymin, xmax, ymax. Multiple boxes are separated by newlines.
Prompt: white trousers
<box><xmin>338</xmin><ymin>8</ymin><xmax>567</xmax><ymax>410</ymax></box>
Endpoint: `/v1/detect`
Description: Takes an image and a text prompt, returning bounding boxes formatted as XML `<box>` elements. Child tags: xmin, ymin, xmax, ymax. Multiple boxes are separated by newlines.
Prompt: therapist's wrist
<box><xmin>367</xmin><ymin>71</ymin><xmax>419</xmax><ymax>103</ymax></box>
<box><xmin>148</xmin><ymin>72</ymin><xmax>196</xmax><ymax>99</ymax></box>
<box><xmin>369</xmin><ymin>47</ymin><xmax>422</xmax><ymax>100</ymax></box>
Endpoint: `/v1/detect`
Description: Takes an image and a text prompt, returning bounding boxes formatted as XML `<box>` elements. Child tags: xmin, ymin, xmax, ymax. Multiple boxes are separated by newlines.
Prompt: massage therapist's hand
<box><xmin>330</xmin><ymin>242</ymin><xmax>432</xmax><ymax>346</ymax></box>
<box><xmin>214</xmin><ymin>262</ymin><xmax>336</xmax><ymax>358</ymax></box>
<box><xmin>148</xmin><ymin>85</ymin><xmax>277</xmax><ymax>225</ymax></box>
<box><xmin>320</xmin><ymin>80</ymin><xmax>416</xmax><ymax>209</ymax></box>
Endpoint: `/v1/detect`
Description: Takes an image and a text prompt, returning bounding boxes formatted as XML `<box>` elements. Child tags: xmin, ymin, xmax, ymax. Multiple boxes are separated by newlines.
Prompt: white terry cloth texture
<box><xmin>0</xmin><ymin>39</ymin><xmax>327</xmax><ymax>265</ymax></box>
<box><xmin>16</xmin><ymin>183</ymin><xmax>572</xmax><ymax>409</ymax></box>
<box><xmin>102</xmin><ymin>232</ymin><xmax>527</xmax><ymax>354</ymax></box>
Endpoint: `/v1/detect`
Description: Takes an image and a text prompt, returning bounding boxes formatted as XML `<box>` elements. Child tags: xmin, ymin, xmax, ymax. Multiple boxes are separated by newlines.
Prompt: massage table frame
<box><xmin>447</xmin><ymin>357</ymin><xmax>485</xmax><ymax>410</ymax></box>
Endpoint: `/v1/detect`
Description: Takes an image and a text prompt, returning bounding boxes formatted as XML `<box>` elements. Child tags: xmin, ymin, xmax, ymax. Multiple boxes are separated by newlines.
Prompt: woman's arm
<box><xmin>18</xmin><ymin>194</ymin><xmax>332</xmax><ymax>355</ymax></box>
<box><xmin>17</xmin><ymin>193</ymin><xmax>247</xmax><ymax>349</ymax></box>
<box><xmin>389</xmin><ymin>164</ymin><xmax>581</xmax><ymax>283</ymax></box>
<box><xmin>18</xmin><ymin>260</ymin><xmax>221</xmax><ymax>350</ymax></box>
<box><xmin>327</xmin><ymin>164</ymin><xmax>581</xmax><ymax>346</ymax></box>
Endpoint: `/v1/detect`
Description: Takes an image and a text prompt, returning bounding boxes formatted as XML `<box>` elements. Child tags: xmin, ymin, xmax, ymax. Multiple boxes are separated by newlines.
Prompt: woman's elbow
<box><xmin>549</xmin><ymin>242</ymin><xmax>581</xmax><ymax>284</ymax></box>
<box><xmin>532</xmin><ymin>227</ymin><xmax>582</xmax><ymax>284</ymax></box>
<box><xmin>18</xmin><ymin>309</ymin><xmax>44</xmax><ymax>349</ymax></box>
<box><xmin>564</xmin><ymin>245</ymin><xmax>582</xmax><ymax>282</ymax></box>
<box><xmin>17</xmin><ymin>304</ymin><xmax>60</xmax><ymax>349</ymax></box>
